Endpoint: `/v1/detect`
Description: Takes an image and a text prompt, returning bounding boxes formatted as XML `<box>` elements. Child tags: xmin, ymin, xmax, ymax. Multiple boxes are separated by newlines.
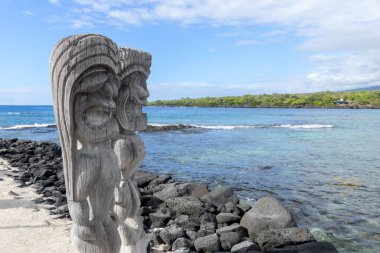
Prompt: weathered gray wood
<box><xmin>51</xmin><ymin>34</ymin><xmax>151</xmax><ymax>253</ymax></box>
<box><xmin>114</xmin><ymin>47</ymin><xmax>151</xmax><ymax>253</ymax></box>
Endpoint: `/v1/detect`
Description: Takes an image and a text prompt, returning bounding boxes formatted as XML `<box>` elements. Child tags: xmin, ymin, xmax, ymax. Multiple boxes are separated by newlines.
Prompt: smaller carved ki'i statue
<box><xmin>113</xmin><ymin>47</ymin><xmax>151</xmax><ymax>253</ymax></box>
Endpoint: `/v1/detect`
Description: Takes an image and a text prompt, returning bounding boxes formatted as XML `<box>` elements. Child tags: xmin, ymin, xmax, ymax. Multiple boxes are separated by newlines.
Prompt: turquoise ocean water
<box><xmin>0</xmin><ymin>105</ymin><xmax>379</xmax><ymax>253</ymax></box>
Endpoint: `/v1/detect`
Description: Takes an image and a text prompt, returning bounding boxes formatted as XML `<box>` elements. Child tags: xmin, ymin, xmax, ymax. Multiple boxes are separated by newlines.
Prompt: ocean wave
<box><xmin>274</xmin><ymin>124</ymin><xmax>334</xmax><ymax>129</ymax></box>
<box><xmin>149</xmin><ymin>123</ymin><xmax>334</xmax><ymax>130</ymax></box>
<box><xmin>0</xmin><ymin>123</ymin><xmax>57</xmax><ymax>130</ymax></box>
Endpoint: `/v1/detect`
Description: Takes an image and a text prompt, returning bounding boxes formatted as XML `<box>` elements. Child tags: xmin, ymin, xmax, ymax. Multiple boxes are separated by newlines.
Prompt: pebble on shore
<box><xmin>0</xmin><ymin>137</ymin><xmax>339</xmax><ymax>253</ymax></box>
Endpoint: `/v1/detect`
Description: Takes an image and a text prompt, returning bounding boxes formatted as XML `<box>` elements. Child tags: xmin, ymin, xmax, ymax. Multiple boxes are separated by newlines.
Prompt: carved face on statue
<box><xmin>74</xmin><ymin>69</ymin><xmax>120</xmax><ymax>143</ymax></box>
<box><xmin>116</xmin><ymin>71</ymin><xmax>150</xmax><ymax>131</ymax></box>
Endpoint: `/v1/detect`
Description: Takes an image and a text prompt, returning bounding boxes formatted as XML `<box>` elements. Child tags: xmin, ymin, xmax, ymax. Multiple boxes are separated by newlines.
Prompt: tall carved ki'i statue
<box><xmin>113</xmin><ymin>47</ymin><xmax>151</xmax><ymax>253</ymax></box>
<box><xmin>50</xmin><ymin>34</ymin><xmax>151</xmax><ymax>253</ymax></box>
<box><xmin>50</xmin><ymin>34</ymin><xmax>122</xmax><ymax>253</ymax></box>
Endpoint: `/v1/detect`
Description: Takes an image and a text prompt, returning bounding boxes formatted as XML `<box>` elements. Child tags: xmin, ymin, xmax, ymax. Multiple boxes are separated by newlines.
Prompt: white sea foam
<box><xmin>274</xmin><ymin>124</ymin><xmax>334</xmax><ymax>129</ymax></box>
<box><xmin>0</xmin><ymin>123</ymin><xmax>56</xmax><ymax>130</ymax></box>
<box><xmin>148</xmin><ymin>123</ymin><xmax>334</xmax><ymax>130</ymax></box>
<box><xmin>7</xmin><ymin>112</ymin><xmax>21</xmax><ymax>115</ymax></box>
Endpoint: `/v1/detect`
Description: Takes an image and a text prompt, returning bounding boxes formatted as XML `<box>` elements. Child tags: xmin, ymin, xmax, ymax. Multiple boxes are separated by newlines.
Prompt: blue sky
<box><xmin>1</xmin><ymin>0</ymin><xmax>380</xmax><ymax>105</ymax></box>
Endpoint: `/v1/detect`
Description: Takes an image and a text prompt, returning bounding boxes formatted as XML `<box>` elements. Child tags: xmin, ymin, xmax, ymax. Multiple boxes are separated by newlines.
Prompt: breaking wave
<box><xmin>149</xmin><ymin>123</ymin><xmax>334</xmax><ymax>130</ymax></box>
<box><xmin>0</xmin><ymin>123</ymin><xmax>57</xmax><ymax>130</ymax></box>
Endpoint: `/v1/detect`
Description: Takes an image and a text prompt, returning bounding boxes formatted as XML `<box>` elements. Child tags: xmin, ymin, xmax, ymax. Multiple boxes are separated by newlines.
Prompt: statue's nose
<box><xmin>101</xmin><ymin>81</ymin><xmax>117</xmax><ymax>99</ymax></box>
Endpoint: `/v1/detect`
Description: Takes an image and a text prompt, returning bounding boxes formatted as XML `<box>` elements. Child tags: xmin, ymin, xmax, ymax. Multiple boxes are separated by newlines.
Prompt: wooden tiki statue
<box><xmin>113</xmin><ymin>47</ymin><xmax>151</xmax><ymax>253</ymax></box>
<box><xmin>50</xmin><ymin>34</ymin><xmax>122</xmax><ymax>253</ymax></box>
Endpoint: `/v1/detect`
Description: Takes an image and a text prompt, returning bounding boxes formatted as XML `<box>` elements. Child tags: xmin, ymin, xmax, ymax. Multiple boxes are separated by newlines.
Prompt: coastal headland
<box><xmin>0</xmin><ymin>137</ymin><xmax>339</xmax><ymax>252</ymax></box>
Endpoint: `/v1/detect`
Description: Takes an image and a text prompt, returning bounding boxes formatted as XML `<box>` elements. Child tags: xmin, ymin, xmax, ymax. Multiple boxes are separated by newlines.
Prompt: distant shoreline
<box><xmin>147</xmin><ymin>105</ymin><xmax>380</xmax><ymax>109</ymax></box>
<box><xmin>148</xmin><ymin>90</ymin><xmax>380</xmax><ymax>109</ymax></box>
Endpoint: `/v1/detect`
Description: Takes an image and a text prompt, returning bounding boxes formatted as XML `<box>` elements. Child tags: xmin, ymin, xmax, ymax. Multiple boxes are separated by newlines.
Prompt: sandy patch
<box><xmin>0</xmin><ymin>159</ymin><xmax>76</xmax><ymax>253</ymax></box>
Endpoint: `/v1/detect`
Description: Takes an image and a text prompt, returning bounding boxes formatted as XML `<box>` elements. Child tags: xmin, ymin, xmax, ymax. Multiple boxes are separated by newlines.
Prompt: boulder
<box><xmin>231</xmin><ymin>241</ymin><xmax>261</xmax><ymax>253</ymax></box>
<box><xmin>154</xmin><ymin>183</ymin><xmax>178</xmax><ymax>201</ymax></box>
<box><xmin>148</xmin><ymin>174</ymin><xmax>172</xmax><ymax>188</ymax></box>
<box><xmin>186</xmin><ymin>230</ymin><xmax>199</xmax><ymax>241</ymax></box>
<box><xmin>136</xmin><ymin>172</ymin><xmax>158</xmax><ymax>188</ymax></box>
<box><xmin>159</xmin><ymin>224</ymin><xmax>184</xmax><ymax>245</ymax></box>
<box><xmin>149</xmin><ymin>210</ymin><xmax>172</xmax><ymax>228</ymax></box>
<box><xmin>194</xmin><ymin>233</ymin><xmax>220</xmax><ymax>252</ymax></box>
<box><xmin>174</xmin><ymin>215</ymin><xmax>200</xmax><ymax>230</ymax></box>
<box><xmin>216</xmin><ymin>213</ymin><xmax>241</xmax><ymax>224</ymax></box>
<box><xmin>198</xmin><ymin>221</ymin><xmax>216</xmax><ymax>237</ymax></box>
<box><xmin>216</xmin><ymin>223</ymin><xmax>247</xmax><ymax>238</ymax></box>
<box><xmin>256</xmin><ymin>227</ymin><xmax>314</xmax><ymax>250</ymax></box>
<box><xmin>164</xmin><ymin>196</ymin><xmax>204</xmax><ymax>217</ymax></box>
<box><xmin>173</xmin><ymin>248</ymin><xmax>192</xmax><ymax>253</ymax></box>
<box><xmin>240</xmin><ymin>197</ymin><xmax>294</xmax><ymax>240</ymax></box>
<box><xmin>219</xmin><ymin>232</ymin><xmax>241</xmax><ymax>251</ymax></box>
<box><xmin>140</xmin><ymin>195</ymin><xmax>162</xmax><ymax>207</ymax></box>
<box><xmin>172</xmin><ymin>238</ymin><xmax>193</xmax><ymax>251</ymax></box>
<box><xmin>201</xmin><ymin>186</ymin><xmax>239</xmax><ymax>206</ymax></box>
<box><xmin>191</xmin><ymin>184</ymin><xmax>209</xmax><ymax>199</ymax></box>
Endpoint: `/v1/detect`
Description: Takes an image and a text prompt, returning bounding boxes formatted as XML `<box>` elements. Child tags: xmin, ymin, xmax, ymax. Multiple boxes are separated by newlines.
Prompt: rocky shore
<box><xmin>0</xmin><ymin>138</ymin><xmax>339</xmax><ymax>253</ymax></box>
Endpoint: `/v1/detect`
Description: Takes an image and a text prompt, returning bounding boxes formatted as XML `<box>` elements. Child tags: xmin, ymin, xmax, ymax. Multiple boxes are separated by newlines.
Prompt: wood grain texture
<box><xmin>51</xmin><ymin>34</ymin><xmax>151</xmax><ymax>253</ymax></box>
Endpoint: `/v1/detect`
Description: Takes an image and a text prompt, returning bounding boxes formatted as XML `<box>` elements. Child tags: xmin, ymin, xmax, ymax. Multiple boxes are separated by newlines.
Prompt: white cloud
<box><xmin>236</xmin><ymin>39</ymin><xmax>260</xmax><ymax>46</ymax></box>
<box><xmin>49</xmin><ymin>0</ymin><xmax>380</xmax><ymax>91</ymax></box>
<box><xmin>22</xmin><ymin>10</ymin><xmax>35</xmax><ymax>16</ymax></box>
<box><xmin>48</xmin><ymin>0</ymin><xmax>60</xmax><ymax>6</ymax></box>
<box><xmin>307</xmin><ymin>51</ymin><xmax>380</xmax><ymax>90</ymax></box>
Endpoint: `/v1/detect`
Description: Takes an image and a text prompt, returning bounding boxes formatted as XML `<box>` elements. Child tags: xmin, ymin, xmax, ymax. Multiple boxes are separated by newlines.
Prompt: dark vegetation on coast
<box><xmin>148</xmin><ymin>90</ymin><xmax>380</xmax><ymax>109</ymax></box>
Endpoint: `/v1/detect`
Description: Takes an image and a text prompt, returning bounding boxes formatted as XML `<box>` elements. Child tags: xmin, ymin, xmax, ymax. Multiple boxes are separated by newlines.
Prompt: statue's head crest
<box><xmin>118</xmin><ymin>47</ymin><xmax>152</xmax><ymax>81</ymax></box>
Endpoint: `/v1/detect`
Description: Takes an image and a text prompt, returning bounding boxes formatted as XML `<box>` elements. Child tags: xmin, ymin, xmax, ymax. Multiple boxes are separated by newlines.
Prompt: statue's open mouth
<box><xmin>83</xmin><ymin>106</ymin><xmax>116</xmax><ymax>126</ymax></box>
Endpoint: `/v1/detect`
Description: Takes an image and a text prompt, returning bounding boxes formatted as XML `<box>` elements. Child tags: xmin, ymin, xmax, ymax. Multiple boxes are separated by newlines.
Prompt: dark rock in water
<box><xmin>200</xmin><ymin>186</ymin><xmax>239</xmax><ymax>207</ymax></box>
<box><xmin>148</xmin><ymin>174</ymin><xmax>172</xmax><ymax>188</ymax></box>
<box><xmin>219</xmin><ymin>231</ymin><xmax>241</xmax><ymax>251</ymax></box>
<box><xmin>194</xmin><ymin>233</ymin><xmax>221</xmax><ymax>252</ymax></box>
<box><xmin>159</xmin><ymin>224</ymin><xmax>185</xmax><ymax>245</ymax></box>
<box><xmin>295</xmin><ymin>241</ymin><xmax>339</xmax><ymax>253</ymax></box>
<box><xmin>216</xmin><ymin>212</ymin><xmax>241</xmax><ymax>224</ymax></box>
<box><xmin>241</xmin><ymin>197</ymin><xmax>295</xmax><ymax>240</ymax></box>
<box><xmin>0</xmin><ymin>178</ymin><xmax>3</xmax><ymax>181</ymax></box>
<box><xmin>144</xmin><ymin>124</ymin><xmax>195</xmax><ymax>132</ymax></box>
<box><xmin>265</xmin><ymin>241</ymin><xmax>339</xmax><ymax>253</ymax></box>
<box><xmin>256</xmin><ymin>227</ymin><xmax>314</xmax><ymax>250</ymax></box>
<box><xmin>172</xmin><ymin>237</ymin><xmax>193</xmax><ymax>251</ymax></box>
<box><xmin>231</xmin><ymin>241</ymin><xmax>261</xmax><ymax>253</ymax></box>
<box><xmin>164</xmin><ymin>196</ymin><xmax>204</xmax><ymax>217</ymax></box>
